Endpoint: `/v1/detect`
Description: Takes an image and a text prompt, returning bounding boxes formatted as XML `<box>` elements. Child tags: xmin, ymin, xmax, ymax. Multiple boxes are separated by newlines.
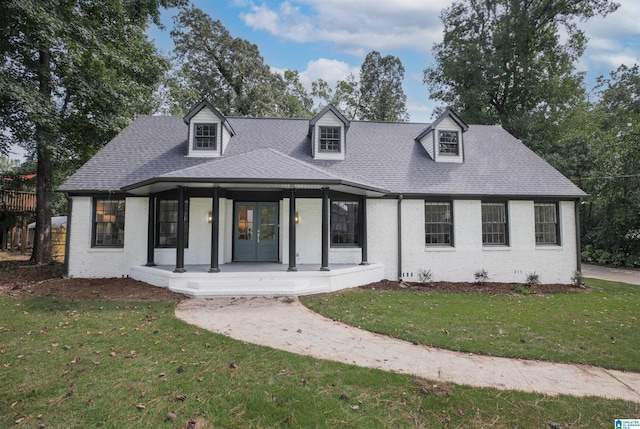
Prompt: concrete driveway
<box><xmin>583</xmin><ymin>264</ymin><xmax>640</xmax><ymax>285</ymax></box>
<box><xmin>176</xmin><ymin>296</ymin><xmax>640</xmax><ymax>402</ymax></box>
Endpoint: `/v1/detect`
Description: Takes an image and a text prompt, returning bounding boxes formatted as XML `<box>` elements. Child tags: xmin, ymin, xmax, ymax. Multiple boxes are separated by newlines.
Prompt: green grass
<box><xmin>0</xmin><ymin>296</ymin><xmax>637</xmax><ymax>428</ymax></box>
<box><xmin>301</xmin><ymin>279</ymin><xmax>640</xmax><ymax>372</ymax></box>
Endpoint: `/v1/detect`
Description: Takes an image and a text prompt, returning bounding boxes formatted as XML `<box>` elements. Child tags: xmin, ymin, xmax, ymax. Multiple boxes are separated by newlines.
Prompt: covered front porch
<box><xmin>130</xmin><ymin>262</ymin><xmax>385</xmax><ymax>297</ymax></box>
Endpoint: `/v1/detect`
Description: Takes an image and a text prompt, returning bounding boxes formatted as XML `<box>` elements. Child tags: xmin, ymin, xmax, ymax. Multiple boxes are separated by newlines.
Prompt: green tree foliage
<box><xmin>311</xmin><ymin>74</ymin><xmax>361</xmax><ymax>120</ymax></box>
<box><xmin>424</xmin><ymin>0</ymin><xmax>618</xmax><ymax>150</ymax></box>
<box><xmin>0</xmin><ymin>0</ymin><xmax>184</xmax><ymax>263</ymax></box>
<box><xmin>551</xmin><ymin>65</ymin><xmax>640</xmax><ymax>266</ymax></box>
<box><xmin>359</xmin><ymin>51</ymin><xmax>408</xmax><ymax>122</ymax></box>
<box><xmin>585</xmin><ymin>65</ymin><xmax>640</xmax><ymax>264</ymax></box>
<box><xmin>171</xmin><ymin>6</ymin><xmax>299</xmax><ymax>117</ymax></box>
<box><xmin>311</xmin><ymin>52</ymin><xmax>408</xmax><ymax>122</ymax></box>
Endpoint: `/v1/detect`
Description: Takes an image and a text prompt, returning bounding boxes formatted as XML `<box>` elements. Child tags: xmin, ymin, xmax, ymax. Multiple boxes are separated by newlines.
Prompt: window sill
<box><xmin>330</xmin><ymin>246</ymin><xmax>361</xmax><ymax>250</ymax></box>
<box><xmin>425</xmin><ymin>246</ymin><xmax>455</xmax><ymax>252</ymax></box>
<box><xmin>88</xmin><ymin>247</ymin><xmax>124</xmax><ymax>253</ymax></box>
<box><xmin>535</xmin><ymin>244</ymin><xmax>562</xmax><ymax>250</ymax></box>
<box><xmin>482</xmin><ymin>245</ymin><xmax>510</xmax><ymax>251</ymax></box>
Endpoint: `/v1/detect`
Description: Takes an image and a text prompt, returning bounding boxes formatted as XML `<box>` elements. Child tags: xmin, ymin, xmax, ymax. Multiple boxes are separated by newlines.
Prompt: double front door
<box><xmin>233</xmin><ymin>202</ymin><xmax>279</xmax><ymax>261</ymax></box>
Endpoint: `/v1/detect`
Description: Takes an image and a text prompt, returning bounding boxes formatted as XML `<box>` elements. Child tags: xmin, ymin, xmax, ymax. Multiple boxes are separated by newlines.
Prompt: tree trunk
<box><xmin>31</xmin><ymin>50</ymin><xmax>53</xmax><ymax>264</ymax></box>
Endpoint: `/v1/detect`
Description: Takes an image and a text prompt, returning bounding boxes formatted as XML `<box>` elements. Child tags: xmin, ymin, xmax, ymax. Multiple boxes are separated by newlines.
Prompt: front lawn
<box><xmin>1</xmin><ymin>295</ymin><xmax>638</xmax><ymax>428</ymax></box>
<box><xmin>301</xmin><ymin>279</ymin><xmax>640</xmax><ymax>372</ymax></box>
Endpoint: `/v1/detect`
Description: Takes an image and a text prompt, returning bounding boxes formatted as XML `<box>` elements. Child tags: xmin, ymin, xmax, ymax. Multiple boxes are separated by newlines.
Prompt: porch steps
<box><xmin>129</xmin><ymin>263</ymin><xmax>385</xmax><ymax>297</ymax></box>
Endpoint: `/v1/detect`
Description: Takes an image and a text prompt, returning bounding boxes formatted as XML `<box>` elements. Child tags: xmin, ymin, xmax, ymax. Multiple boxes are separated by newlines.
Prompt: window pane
<box><xmin>320</xmin><ymin>126</ymin><xmax>341</xmax><ymax>152</ymax></box>
<box><xmin>157</xmin><ymin>199</ymin><xmax>189</xmax><ymax>247</ymax></box>
<box><xmin>194</xmin><ymin>123</ymin><xmax>216</xmax><ymax>150</ymax></box>
<box><xmin>535</xmin><ymin>203</ymin><xmax>558</xmax><ymax>244</ymax></box>
<box><xmin>94</xmin><ymin>199</ymin><xmax>125</xmax><ymax>247</ymax></box>
<box><xmin>237</xmin><ymin>205</ymin><xmax>254</xmax><ymax>240</ymax></box>
<box><xmin>439</xmin><ymin>131</ymin><xmax>459</xmax><ymax>154</ymax></box>
<box><xmin>482</xmin><ymin>203</ymin><xmax>507</xmax><ymax>245</ymax></box>
<box><xmin>425</xmin><ymin>202</ymin><xmax>452</xmax><ymax>245</ymax></box>
<box><xmin>331</xmin><ymin>200</ymin><xmax>360</xmax><ymax>245</ymax></box>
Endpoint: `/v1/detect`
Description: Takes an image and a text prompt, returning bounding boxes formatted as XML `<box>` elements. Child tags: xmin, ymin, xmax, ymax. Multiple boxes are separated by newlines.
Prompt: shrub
<box><xmin>416</xmin><ymin>268</ymin><xmax>434</xmax><ymax>285</ymax></box>
<box><xmin>525</xmin><ymin>272</ymin><xmax>540</xmax><ymax>286</ymax></box>
<box><xmin>512</xmin><ymin>284</ymin><xmax>532</xmax><ymax>295</ymax></box>
<box><xmin>571</xmin><ymin>271</ymin><xmax>584</xmax><ymax>288</ymax></box>
<box><xmin>474</xmin><ymin>269</ymin><xmax>489</xmax><ymax>285</ymax></box>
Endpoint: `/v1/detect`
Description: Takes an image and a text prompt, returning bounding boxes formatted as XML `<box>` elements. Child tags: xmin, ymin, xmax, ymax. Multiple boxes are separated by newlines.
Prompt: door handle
<box><xmin>257</xmin><ymin>230</ymin><xmax>260</xmax><ymax>243</ymax></box>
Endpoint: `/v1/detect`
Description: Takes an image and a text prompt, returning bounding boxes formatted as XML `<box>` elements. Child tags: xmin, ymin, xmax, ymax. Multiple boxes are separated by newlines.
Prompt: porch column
<box><xmin>320</xmin><ymin>187</ymin><xmax>330</xmax><ymax>271</ymax></box>
<box><xmin>145</xmin><ymin>195</ymin><xmax>156</xmax><ymax>266</ymax></box>
<box><xmin>174</xmin><ymin>187</ymin><xmax>186</xmax><ymax>273</ymax></box>
<box><xmin>360</xmin><ymin>196</ymin><xmax>369</xmax><ymax>265</ymax></box>
<box><xmin>288</xmin><ymin>189</ymin><xmax>297</xmax><ymax>272</ymax></box>
<box><xmin>209</xmin><ymin>187</ymin><xmax>220</xmax><ymax>273</ymax></box>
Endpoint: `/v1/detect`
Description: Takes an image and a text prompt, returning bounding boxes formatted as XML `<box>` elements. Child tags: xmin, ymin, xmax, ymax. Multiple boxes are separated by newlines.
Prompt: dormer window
<box><xmin>320</xmin><ymin>126</ymin><xmax>341</xmax><ymax>152</ymax></box>
<box><xmin>194</xmin><ymin>124</ymin><xmax>217</xmax><ymax>150</ymax></box>
<box><xmin>309</xmin><ymin>105</ymin><xmax>350</xmax><ymax>161</ymax></box>
<box><xmin>183</xmin><ymin>100</ymin><xmax>235</xmax><ymax>158</ymax></box>
<box><xmin>416</xmin><ymin>109</ymin><xmax>468</xmax><ymax>163</ymax></box>
<box><xmin>439</xmin><ymin>131</ymin><xmax>459</xmax><ymax>155</ymax></box>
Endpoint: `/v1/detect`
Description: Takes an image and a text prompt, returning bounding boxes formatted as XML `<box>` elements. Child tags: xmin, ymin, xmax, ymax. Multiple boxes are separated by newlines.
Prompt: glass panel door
<box><xmin>233</xmin><ymin>202</ymin><xmax>279</xmax><ymax>261</ymax></box>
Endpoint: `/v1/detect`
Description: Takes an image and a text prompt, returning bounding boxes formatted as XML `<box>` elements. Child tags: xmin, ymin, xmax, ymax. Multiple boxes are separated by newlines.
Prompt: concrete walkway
<box><xmin>583</xmin><ymin>264</ymin><xmax>640</xmax><ymax>285</ymax></box>
<box><xmin>176</xmin><ymin>296</ymin><xmax>640</xmax><ymax>403</ymax></box>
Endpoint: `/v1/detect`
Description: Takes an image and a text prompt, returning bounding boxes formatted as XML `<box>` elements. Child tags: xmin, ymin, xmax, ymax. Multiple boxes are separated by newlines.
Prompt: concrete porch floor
<box><xmin>129</xmin><ymin>262</ymin><xmax>385</xmax><ymax>297</ymax></box>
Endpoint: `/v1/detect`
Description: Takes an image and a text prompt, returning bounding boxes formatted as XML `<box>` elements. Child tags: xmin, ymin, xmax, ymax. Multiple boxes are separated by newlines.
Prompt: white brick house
<box><xmin>59</xmin><ymin>101</ymin><xmax>586</xmax><ymax>296</ymax></box>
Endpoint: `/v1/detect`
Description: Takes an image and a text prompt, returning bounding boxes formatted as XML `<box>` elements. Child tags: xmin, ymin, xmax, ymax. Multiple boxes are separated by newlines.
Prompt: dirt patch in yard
<box><xmin>0</xmin><ymin>257</ymin><xmax>185</xmax><ymax>302</ymax></box>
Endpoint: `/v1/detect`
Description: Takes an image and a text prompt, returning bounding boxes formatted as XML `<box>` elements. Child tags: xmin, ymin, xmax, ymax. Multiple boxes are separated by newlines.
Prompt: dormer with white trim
<box><xmin>416</xmin><ymin>109</ymin><xmax>469</xmax><ymax>163</ymax></box>
<box><xmin>309</xmin><ymin>105</ymin><xmax>350</xmax><ymax>161</ymax></box>
<box><xmin>183</xmin><ymin>100</ymin><xmax>235</xmax><ymax>158</ymax></box>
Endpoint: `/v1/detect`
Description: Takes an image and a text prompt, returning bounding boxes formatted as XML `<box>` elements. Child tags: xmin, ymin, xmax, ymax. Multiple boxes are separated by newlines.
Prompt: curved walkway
<box><xmin>176</xmin><ymin>296</ymin><xmax>640</xmax><ymax>403</ymax></box>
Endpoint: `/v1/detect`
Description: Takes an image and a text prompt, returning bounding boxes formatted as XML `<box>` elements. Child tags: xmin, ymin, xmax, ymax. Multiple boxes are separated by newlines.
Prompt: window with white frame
<box><xmin>535</xmin><ymin>203</ymin><xmax>560</xmax><ymax>245</ymax></box>
<box><xmin>439</xmin><ymin>130</ymin><xmax>459</xmax><ymax>155</ymax></box>
<box><xmin>194</xmin><ymin>123</ymin><xmax>217</xmax><ymax>150</ymax></box>
<box><xmin>320</xmin><ymin>126</ymin><xmax>341</xmax><ymax>152</ymax></box>
<box><xmin>482</xmin><ymin>202</ymin><xmax>508</xmax><ymax>245</ymax></box>
<box><xmin>93</xmin><ymin>199</ymin><xmax>125</xmax><ymax>247</ymax></box>
<box><xmin>425</xmin><ymin>202</ymin><xmax>453</xmax><ymax>246</ymax></box>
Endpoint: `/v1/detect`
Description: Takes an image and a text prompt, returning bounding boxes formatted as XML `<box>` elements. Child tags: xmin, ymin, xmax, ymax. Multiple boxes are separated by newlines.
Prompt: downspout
<box><xmin>575</xmin><ymin>199</ymin><xmax>582</xmax><ymax>275</ymax></box>
<box><xmin>397</xmin><ymin>195</ymin><xmax>403</xmax><ymax>281</ymax></box>
<box><xmin>63</xmin><ymin>193</ymin><xmax>72</xmax><ymax>277</ymax></box>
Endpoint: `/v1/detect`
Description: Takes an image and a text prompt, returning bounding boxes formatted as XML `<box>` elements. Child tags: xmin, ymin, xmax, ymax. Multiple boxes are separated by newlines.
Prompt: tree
<box><xmin>586</xmin><ymin>65</ymin><xmax>640</xmax><ymax>263</ymax></box>
<box><xmin>310</xmin><ymin>52</ymin><xmax>408</xmax><ymax>122</ymax></box>
<box><xmin>170</xmin><ymin>6</ymin><xmax>291</xmax><ymax>117</ymax></box>
<box><xmin>359</xmin><ymin>51</ymin><xmax>408</xmax><ymax>122</ymax></box>
<box><xmin>282</xmin><ymin>70</ymin><xmax>314</xmax><ymax>118</ymax></box>
<box><xmin>0</xmin><ymin>0</ymin><xmax>185</xmax><ymax>263</ymax></box>
<box><xmin>424</xmin><ymin>0</ymin><xmax>618</xmax><ymax>150</ymax></box>
<box><xmin>311</xmin><ymin>74</ymin><xmax>360</xmax><ymax>119</ymax></box>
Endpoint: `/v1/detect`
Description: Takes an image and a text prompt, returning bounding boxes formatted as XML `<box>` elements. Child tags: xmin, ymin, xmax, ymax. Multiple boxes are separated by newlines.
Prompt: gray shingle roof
<box><xmin>59</xmin><ymin>114</ymin><xmax>586</xmax><ymax>198</ymax></box>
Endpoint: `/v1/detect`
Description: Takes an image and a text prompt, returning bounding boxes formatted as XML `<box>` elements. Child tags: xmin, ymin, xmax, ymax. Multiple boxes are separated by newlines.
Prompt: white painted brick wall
<box><xmin>367</xmin><ymin>199</ymin><xmax>399</xmax><ymax>280</ymax></box>
<box><xmin>68</xmin><ymin>195</ymin><xmax>579</xmax><ymax>284</ymax></box>
<box><xmin>68</xmin><ymin>196</ymin><xmax>145</xmax><ymax>278</ymax></box>
<box><xmin>393</xmin><ymin>199</ymin><xmax>578</xmax><ymax>284</ymax></box>
<box><xmin>296</xmin><ymin>199</ymin><xmax>322</xmax><ymax>263</ymax></box>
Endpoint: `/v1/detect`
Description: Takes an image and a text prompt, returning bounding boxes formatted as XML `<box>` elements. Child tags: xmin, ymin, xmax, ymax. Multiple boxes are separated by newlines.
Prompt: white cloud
<box><xmin>580</xmin><ymin>0</ymin><xmax>640</xmax><ymax>78</ymax></box>
<box><xmin>238</xmin><ymin>0</ymin><xmax>449</xmax><ymax>55</ymax></box>
<box><xmin>296</xmin><ymin>58</ymin><xmax>360</xmax><ymax>89</ymax></box>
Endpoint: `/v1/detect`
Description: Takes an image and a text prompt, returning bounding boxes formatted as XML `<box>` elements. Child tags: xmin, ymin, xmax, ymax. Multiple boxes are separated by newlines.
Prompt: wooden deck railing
<box><xmin>0</xmin><ymin>190</ymin><xmax>37</xmax><ymax>213</ymax></box>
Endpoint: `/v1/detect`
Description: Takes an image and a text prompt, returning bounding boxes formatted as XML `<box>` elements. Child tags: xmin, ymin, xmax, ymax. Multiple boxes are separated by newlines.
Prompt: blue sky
<box><xmin>150</xmin><ymin>0</ymin><xmax>640</xmax><ymax>123</ymax></box>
